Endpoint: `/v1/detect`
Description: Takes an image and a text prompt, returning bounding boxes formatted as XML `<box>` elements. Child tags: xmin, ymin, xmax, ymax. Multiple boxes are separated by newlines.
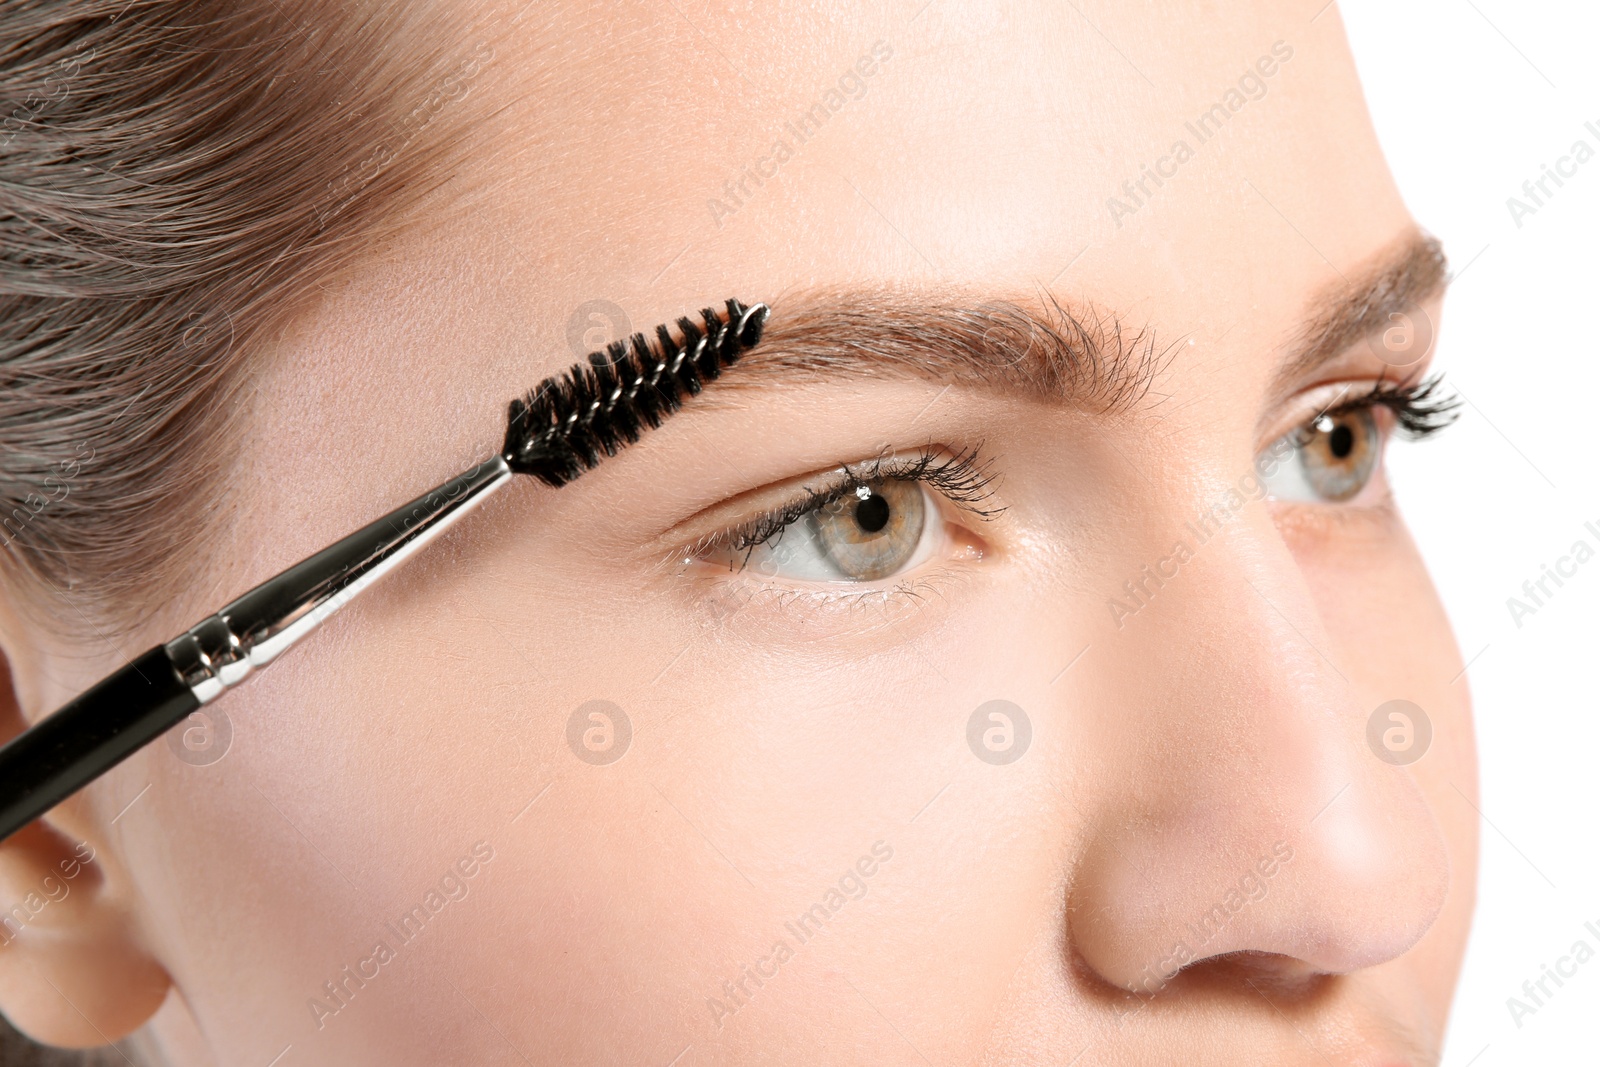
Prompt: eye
<box><xmin>1260</xmin><ymin>406</ymin><xmax>1381</xmax><ymax>503</ymax></box>
<box><xmin>687</xmin><ymin>446</ymin><xmax>1000</xmax><ymax>588</ymax></box>
<box><xmin>710</xmin><ymin>478</ymin><xmax>936</xmax><ymax>582</ymax></box>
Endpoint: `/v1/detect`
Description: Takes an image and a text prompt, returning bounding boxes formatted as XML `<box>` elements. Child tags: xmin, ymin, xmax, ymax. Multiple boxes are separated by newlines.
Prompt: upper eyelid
<box><xmin>1258</xmin><ymin>382</ymin><xmax>1360</xmax><ymax>456</ymax></box>
<box><xmin>719</xmin><ymin>475</ymin><xmax>856</xmax><ymax>555</ymax></box>
<box><xmin>691</xmin><ymin>446</ymin><xmax>1002</xmax><ymax>559</ymax></box>
<box><xmin>1262</xmin><ymin>372</ymin><xmax>1455</xmax><ymax>450</ymax></box>
<box><xmin>1319</xmin><ymin>375</ymin><xmax>1421</xmax><ymax>416</ymax></box>
<box><xmin>1328</xmin><ymin>374</ymin><xmax>1460</xmax><ymax>435</ymax></box>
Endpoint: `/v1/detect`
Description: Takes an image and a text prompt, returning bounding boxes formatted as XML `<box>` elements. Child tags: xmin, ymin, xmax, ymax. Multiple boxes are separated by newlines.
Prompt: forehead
<box><xmin>464</xmin><ymin>0</ymin><xmax>1408</xmax><ymax>318</ymax></box>
<box><xmin>250</xmin><ymin>1</ymin><xmax>1412</xmax><ymax>547</ymax></box>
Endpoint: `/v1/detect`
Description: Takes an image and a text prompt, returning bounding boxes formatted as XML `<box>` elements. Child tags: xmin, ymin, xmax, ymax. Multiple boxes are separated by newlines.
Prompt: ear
<box><xmin>0</xmin><ymin>626</ymin><xmax>171</xmax><ymax>1047</ymax></box>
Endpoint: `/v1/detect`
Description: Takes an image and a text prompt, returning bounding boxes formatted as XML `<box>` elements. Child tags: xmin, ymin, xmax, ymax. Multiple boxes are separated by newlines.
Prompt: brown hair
<box><xmin>1</xmin><ymin>0</ymin><xmax>490</xmax><ymax>637</ymax></box>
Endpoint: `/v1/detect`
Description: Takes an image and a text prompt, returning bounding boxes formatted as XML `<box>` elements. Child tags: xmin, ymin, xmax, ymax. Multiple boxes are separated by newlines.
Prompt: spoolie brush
<box><xmin>0</xmin><ymin>298</ymin><xmax>771</xmax><ymax>845</ymax></box>
<box><xmin>504</xmin><ymin>298</ymin><xmax>769</xmax><ymax>485</ymax></box>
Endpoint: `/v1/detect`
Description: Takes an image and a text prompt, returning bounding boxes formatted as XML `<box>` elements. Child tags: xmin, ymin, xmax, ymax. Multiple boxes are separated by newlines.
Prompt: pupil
<box><xmin>855</xmin><ymin>493</ymin><xmax>890</xmax><ymax>533</ymax></box>
<box><xmin>1328</xmin><ymin>422</ymin><xmax>1354</xmax><ymax>459</ymax></box>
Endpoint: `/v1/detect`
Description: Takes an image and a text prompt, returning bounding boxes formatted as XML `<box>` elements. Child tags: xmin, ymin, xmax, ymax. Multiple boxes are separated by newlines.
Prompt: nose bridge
<box><xmin>1106</xmin><ymin>495</ymin><xmax>1354</xmax><ymax>808</ymax></box>
<box><xmin>1067</xmin><ymin>498</ymin><xmax>1450</xmax><ymax>990</ymax></box>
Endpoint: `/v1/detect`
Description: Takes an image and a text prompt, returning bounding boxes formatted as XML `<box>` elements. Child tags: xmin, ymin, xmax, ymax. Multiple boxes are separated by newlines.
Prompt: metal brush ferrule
<box><xmin>164</xmin><ymin>456</ymin><xmax>513</xmax><ymax>704</ymax></box>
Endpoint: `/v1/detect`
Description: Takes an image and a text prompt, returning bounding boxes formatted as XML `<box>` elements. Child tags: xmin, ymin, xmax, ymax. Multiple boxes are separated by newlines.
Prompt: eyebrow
<box><xmin>1270</xmin><ymin>230</ymin><xmax>1448</xmax><ymax>395</ymax></box>
<box><xmin>719</xmin><ymin>230</ymin><xmax>1447</xmax><ymax>412</ymax></box>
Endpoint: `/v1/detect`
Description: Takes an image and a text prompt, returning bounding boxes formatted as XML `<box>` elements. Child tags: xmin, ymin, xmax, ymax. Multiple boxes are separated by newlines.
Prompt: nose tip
<box><xmin>1066</xmin><ymin>767</ymin><xmax>1452</xmax><ymax>995</ymax></box>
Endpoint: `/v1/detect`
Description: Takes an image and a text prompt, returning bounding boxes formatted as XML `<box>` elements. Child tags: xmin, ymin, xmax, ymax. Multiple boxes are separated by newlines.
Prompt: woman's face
<box><xmin>9</xmin><ymin>1</ymin><xmax>1476</xmax><ymax>1063</ymax></box>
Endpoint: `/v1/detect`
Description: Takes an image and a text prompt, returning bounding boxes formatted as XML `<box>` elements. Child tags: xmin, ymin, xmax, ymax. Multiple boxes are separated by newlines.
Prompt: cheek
<box><xmin>456</xmin><ymin>588</ymin><xmax>1073</xmax><ymax>1060</ymax></box>
<box><xmin>144</xmin><ymin>555</ymin><xmax>1057</xmax><ymax>1060</ymax></box>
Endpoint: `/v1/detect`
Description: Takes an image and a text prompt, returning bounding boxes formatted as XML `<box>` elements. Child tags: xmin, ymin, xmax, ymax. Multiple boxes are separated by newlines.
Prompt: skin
<box><xmin>0</xmin><ymin>1</ymin><xmax>1477</xmax><ymax>1064</ymax></box>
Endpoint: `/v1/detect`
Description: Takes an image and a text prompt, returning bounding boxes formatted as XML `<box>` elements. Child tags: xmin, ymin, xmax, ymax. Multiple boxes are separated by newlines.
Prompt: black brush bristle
<box><xmin>502</xmin><ymin>298</ymin><xmax>770</xmax><ymax>486</ymax></box>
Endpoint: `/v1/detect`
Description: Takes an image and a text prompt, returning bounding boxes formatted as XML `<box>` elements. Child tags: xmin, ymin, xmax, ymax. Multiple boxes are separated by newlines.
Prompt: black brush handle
<box><xmin>0</xmin><ymin>646</ymin><xmax>198</xmax><ymax>842</ymax></box>
<box><xmin>0</xmin><ymin>458</ymin><xmax>515</xmax><ymax>847</ymax></box>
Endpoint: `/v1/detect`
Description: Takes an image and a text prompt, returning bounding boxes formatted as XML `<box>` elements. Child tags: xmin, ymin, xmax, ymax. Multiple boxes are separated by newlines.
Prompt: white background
<box><xmin>1341</xmin><ymin>0</ymin><xmax>1599</xmax><ymax>1061</ymax></box>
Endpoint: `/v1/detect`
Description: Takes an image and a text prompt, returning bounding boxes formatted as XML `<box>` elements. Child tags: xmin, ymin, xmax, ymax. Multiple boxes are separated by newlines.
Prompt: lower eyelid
<box><xmin>1269</xmin><ymin>480</ymin><xmax>1401</xmax><ymax>548</ymax></box>
<box><xmin>684</xmin><ymin>567</ymin><xmax>981</xmax><ymax>643</ymax></box>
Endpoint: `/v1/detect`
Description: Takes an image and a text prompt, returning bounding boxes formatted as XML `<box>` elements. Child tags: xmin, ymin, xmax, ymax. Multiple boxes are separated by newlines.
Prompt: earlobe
<box><xmin>0</xmin><ymin>631</ymin><xmax>172</xmax><ymax>1047</ymax></box>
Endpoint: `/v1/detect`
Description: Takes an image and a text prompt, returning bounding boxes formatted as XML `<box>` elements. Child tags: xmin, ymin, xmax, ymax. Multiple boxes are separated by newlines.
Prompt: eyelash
<box><xmin>692</xmin><ymin>373</ymin><xmax>1460</xmax><ymax>577</ymax></box>
<box><xmin>1312</xmin><ymin>373</ymin><xmax>1462</xmax><ymax>441</ymax></box>
<box><xmin>701</xmin><ymin>445</ymin><xmax>1002</xmax><ymax>573</ymax></box>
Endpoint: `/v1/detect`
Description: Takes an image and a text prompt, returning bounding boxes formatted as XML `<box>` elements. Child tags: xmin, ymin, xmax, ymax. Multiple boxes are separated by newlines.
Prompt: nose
<box><xmin>1065</xmin><ymin>499</ymin><xmax>1450</xmax><ymax>993</ymax></box>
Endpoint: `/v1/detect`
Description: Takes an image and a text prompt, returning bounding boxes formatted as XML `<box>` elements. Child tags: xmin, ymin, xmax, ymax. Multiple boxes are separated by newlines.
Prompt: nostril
<box><xmin>1169</xmin><ymin>950</ymin><xmax>1331</xmax><ymax>999</ymax></box>
<box><xmin>1066</xmin><ymin>938</ymin><xmax>1336</xmax><ymax>1011</ymax></box>
<box><xmin>1206</xmin><ymin>949</ymin><xmax>1319</xmax><ymax>977</ymax></box>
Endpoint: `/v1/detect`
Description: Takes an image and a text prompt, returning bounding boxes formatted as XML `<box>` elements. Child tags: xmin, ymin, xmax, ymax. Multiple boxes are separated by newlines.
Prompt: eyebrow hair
<box><xmin>740</xmin><ymin>286</ymin><xmax>1173</xmax><ymax>414</ymax></box>
<box><xmin>1270</xmin><ymin>230</ymin><xmax>1448</xmax><ymax>396</ymax></box>
<box><xmin>716</xmin><ymin>230</ymin><xmax>1447</xmax><ymax>411</ymax></box>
